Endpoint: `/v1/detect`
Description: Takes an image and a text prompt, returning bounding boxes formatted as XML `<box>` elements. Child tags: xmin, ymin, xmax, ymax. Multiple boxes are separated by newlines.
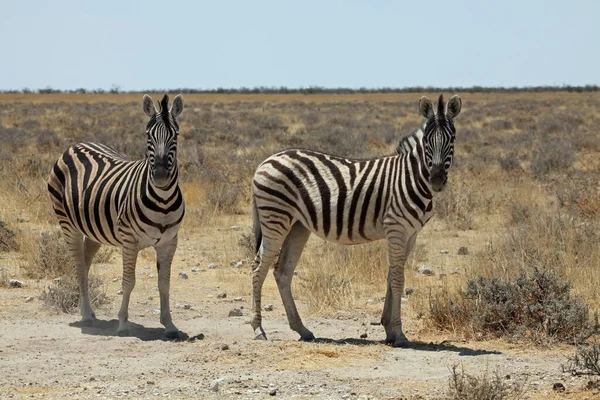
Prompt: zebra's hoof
<box><xmin>299</xmin><ymin>331</ymin><xmax>315</xmax><ymax>342</ymax></box>
<box><xmin>385</xmin><ymin>332</ymin><xmax>408</xmax><ymax>348</ymax></box>
<box><xmin>80</xmin><ymin>317</ymin><xmax>95</xmax><ymax>327</ymax></box>
<box><xmin>165</xmin><ymin>330</ymin><xmax>181</xmax><ymax>340</ymax></box>
<box><xmin>392</xmin><ymin>338</ymin><xmax>409</xmax><ymax>348</ymax></box>
<box><xmin>117</xmin><ymin>329</ymin><xmax>130</xmax><ymax>337</ymax></box>
<box><xmin>254</xmin><ymin>328</ymin><xmax>268</xmax><ymax>341</ymax></box>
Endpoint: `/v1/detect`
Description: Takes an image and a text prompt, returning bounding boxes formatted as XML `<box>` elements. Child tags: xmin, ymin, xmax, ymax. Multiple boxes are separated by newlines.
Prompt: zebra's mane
<box><xmin>394</xmin><ymin>127</ymin><xmax>422</xmax><ymax>156</ymax></box>
<box><xmin>160</xmin><ymin>95</ymin><xmax>170</xmax><ymax>121</ymax></box>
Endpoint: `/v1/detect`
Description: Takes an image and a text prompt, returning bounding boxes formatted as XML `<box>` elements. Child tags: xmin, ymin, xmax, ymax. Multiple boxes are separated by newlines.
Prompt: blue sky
<box><xmin>1</xmin><ymin>0</ymin><xmax>597</xmax><ymax>91</ymax></box>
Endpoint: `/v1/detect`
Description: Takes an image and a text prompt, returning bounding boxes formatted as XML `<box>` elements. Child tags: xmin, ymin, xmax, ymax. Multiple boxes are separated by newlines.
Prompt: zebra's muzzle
<box><xmin>152</xmin><ymin>165</ymin><xmax>170</xmax><ymax>188</ymax></box>
<box><xmin>429</xmin><ymin>165</ymin><xmax>447</xmax><ymax>192</ymax></box>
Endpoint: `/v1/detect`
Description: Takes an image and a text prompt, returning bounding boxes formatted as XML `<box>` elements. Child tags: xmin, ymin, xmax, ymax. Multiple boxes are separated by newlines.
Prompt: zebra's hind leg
<box><xmin>155</xmin><ymin>236</ymin><xmax>180</xmax><ymax>339</ymax></box>
<box><xmin>64</xmin><ymin>231</ymin><xmax>96</xmax><ymax>324</ymax></box>
<box><xmin>273</xmin><ymin>222</ymin><xmax>313</xmax><ymax>341</ymax></box>
<box><xmin>81</xmin><ymin>237</ymin><xmax>101</xmax><ymax>321</ymax></box>
<box><xmin>117</xmin><ymin>242</ymin><xmax>139</xmax><ymax>336</ymax></box>
<box><xmin>251</xmin><ymin>229</ymin><xmax>288</xmax><ymax>341</ymax></box>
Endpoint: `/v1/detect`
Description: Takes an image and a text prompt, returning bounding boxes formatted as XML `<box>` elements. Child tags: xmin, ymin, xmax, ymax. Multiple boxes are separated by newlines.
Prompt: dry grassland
<box><xmin>1</xmin><ymin>91</ymin><xmax>600</xmax><ymax>398</ymax></box>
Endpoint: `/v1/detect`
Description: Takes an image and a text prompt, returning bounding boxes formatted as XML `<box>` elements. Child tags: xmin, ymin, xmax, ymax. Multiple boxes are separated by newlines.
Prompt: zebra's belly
<box><xmin>309</xmin><ymin>222</ymin><xmax>387</xmax><ymax>245</ymax></box>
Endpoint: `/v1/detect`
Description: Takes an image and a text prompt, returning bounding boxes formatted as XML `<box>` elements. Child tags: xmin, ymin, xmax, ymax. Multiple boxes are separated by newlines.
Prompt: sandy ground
<box><xmin>0</xmin><ymin>219</ymin><xmax>597</xmax><ymax>399</ymax></box>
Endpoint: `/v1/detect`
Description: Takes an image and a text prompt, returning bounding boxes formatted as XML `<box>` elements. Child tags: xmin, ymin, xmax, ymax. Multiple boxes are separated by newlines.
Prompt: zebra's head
<box><xmin>419</xmin><ymin>94</ymin><xmax>462</xmax><ymax>192</ymax></box>
<box><xmin>142</xmin><ymin>94</ymin><xmax>184</xmax><ymax>189</ymax></box>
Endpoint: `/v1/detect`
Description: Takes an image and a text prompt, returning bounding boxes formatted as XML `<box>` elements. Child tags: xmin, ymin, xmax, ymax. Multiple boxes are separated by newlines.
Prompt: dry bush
<box><xmin>530</xmin><ymin>138</ymin><xmax>575</xmax><ymax>178</ymax></box>
<box><xmin>295</xmin><ymin>241</ymin><xmax>388</xmax><ymax>313</ymax></box>
<box><xmin>0</xmin><ymin>269</ymin><xmax>10</xmax><ymax>288</ymax></box>
<box><xmin>447</xmin><ymin>364</ymin><xmax>526</xmax><ymax>400</ymax></box>
<box><xmin>0</xmin><ymin>219</ymin><xmax>19</xmax><ymax>252</ymax></box>
<box><xmin>429</xmin><ymin>267</ymin><xmax>591</xmax><ymax>343</ymax></box>
<box><xmin>40</xmin><ymin>276</ymin><xmax>109</xmax><ymax>314</ymax></box>
<box><xmin>20</xmin><ymin>230</ymin><xmax>72</xmax><ymax>278</ymax></box>
<box><xmin>498</xmin><ymin>154</ymin><xmax>521</xmax><ymax>172</ymax></box>
<box><xmin>563</xmin><ymin>343</ymin><xmax>600</xmax><ymax>376</ymax></box>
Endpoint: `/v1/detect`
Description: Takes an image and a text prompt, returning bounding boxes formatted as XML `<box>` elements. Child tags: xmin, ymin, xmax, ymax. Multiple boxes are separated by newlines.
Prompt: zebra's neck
<box><xmin>143</xmin><ymin>161</ymin><xmax>180</xmax><ymax>199</ymax></box>
<box><xmin>398</xmin><ymin>127</ymin><xmax>434</xmax><ymax>200</ymax></box>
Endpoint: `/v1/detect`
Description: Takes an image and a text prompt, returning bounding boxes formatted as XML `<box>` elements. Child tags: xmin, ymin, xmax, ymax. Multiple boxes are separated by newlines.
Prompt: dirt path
<box><xmin>0</xmin><ymin>219</ymin><xmax>594</xmax><ymax>399</ymax></box>
<box><xmin>0</xmin><ymin>274</ymin><xmax>590</xmax><ymax>400</ymax></box>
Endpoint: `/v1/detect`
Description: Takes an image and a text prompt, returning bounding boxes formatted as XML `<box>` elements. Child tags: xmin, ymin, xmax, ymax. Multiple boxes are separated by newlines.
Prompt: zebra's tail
<box><xmin>251</xmin><ymin>196</ymin><xmax>262</xmax><ymax>255</ymax></box>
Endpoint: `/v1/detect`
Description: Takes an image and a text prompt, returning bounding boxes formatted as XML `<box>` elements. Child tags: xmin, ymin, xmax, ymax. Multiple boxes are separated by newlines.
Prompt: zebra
<box><xmin>47</xmin><ymin>94</ymin><xmax>185</xmax><ymax>338</ymax></box>
<box><xmin>250</xmin><ymin>94</ymin><xmax>462</xmax><ymax>347</ymax></box>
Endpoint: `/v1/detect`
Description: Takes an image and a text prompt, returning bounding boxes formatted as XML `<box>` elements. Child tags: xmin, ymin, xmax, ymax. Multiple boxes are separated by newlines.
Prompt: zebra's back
<box><xmin>252</xmin><ymin>148</ymin><xmax>403</xmax><ymax>245</ymax></box>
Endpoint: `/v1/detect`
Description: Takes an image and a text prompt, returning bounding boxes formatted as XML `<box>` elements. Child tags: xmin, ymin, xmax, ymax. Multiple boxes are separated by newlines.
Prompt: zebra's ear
<box><xmin>419</xmin><ymin>96</ymin><xmax>435</xmax><ymax>119</ymax></box>
<box><xmin>142</xmin><ymin>95</ymin><xmax>156</xmax><ymax>117</ymax></box>
<box><xmin>170</xmin><ymin>94</ymin><xmax>184</xmax><ymax>118</ymax></box>
<box><xmin>445</xmin><ymin>95</ymin><xmax>462</xmax><ymax>119</ymax></box>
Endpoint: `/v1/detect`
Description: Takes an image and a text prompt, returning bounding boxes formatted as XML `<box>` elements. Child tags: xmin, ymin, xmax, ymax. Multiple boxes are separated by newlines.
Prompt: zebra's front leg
<box><xmin>382</xmin><ymin>233</ymin><xmax>409</xmax><ymax>348</ymax></box>
<box><xmin>381</xmin><ymin>233</ymin><xmax>416</xmax><ymax>340</ymax></box>
<box><xmin>155</xmin><ymin>236</ymin><xmax>180</xmax><ymax>339</ymax></box>
<box><xmin>117</xmin><ymin>243</ymin><xmax>139</xmax><ymax>336</ymax></box>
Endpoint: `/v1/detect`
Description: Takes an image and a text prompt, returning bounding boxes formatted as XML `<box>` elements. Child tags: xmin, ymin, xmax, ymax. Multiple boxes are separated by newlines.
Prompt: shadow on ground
<box><xmin>313</xmin><ymin>337</ymin><xmax>501</xmax><ymax>356</ymax></box>
<box><xmin>69</xmin><ymin>319</ymin><xmax>203</xmax><ymax>342</ymax></box>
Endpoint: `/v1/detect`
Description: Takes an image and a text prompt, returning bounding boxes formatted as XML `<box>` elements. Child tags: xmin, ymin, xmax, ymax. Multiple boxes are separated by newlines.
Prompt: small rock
<box><xmin>183</xmin><ymin>304</ymin><xmax>192</xmax><ymax>310</ymax></box>
<box><xmin>263</xmin><ymin>304</ymin><xmax>274</xmax><ymax>311</ymax></box>
<box><xmin>417</xmin><ymin>265</ymin><xmax>435</xmax><ymax>276</ymax></box>
<box><xmin>191</xmin><ymin>267</ymin><xmax>202</xmax><ymax>273</ymax></box>
<box><xmin>117</xmin><ymin>289</ymin><xmax>123</xmax><ymax>295</ymax></box>
<box><xmin>457</xmin><ymin>246</ymin><xmax>469</xmax><ymax>255</ymax></box>
<box><xmin>220</xmin><ymin>343</ymin><xmax>229</xmax><ymax>350</ymax></box>
<box><xmin>112</xmin><ymin>277</ymin><xmax>119</xmax><ymax>282</ymax></box>
<box><xmin>210</xmin><ymin>378</ymin><xmax>226</xmax><ymax>392</ymax></box>
<box><xmin>187</xmin><ymin>333</ymin><xmax>205</xmax><ymax>342</ymax></box>
<box><xmin>405</xmin><ymin>287</ymin><xmax>414</xmax><ymax>296</ymax></box>
<box><xmin>149</xmin><ymin>274</ymin><xmax>155</xmax><ymax>279</ymax></box>
<box><xmin>9</xmin><ymin>279</ymin><xmax>24</xmax><ymax>288</ymax></box>
<box><xmin>370</xmin><ymin>321</ymin><xmax>381</xmax><ymax>326</ymax></box>
<box><xmin>230</xmin><ymin>225</ymin><xmax>241</xmax><ymax>230</ymax></box>
<box><xmin>440</xmin><ymin>249</ymin><xmax>449</xmax><ymax>254</ymax></box>
<box><xmin>269</xmin><ymin>389</ymin><xmax>277</xmax><ymax>396</ymax></box>
<box><xmin>217</xmin><ymin>292</ymin><xmax>227</xmax><ymax>299</ymax></box>
<box><xmin>552</xmin><ymin>383</ymin><xmax>565</xmax><ymax>392</ymax></box>
<box><xmin>360</xmin><ymin>333</ymin><xmax>368</xmax><ymax>339</ymax></box>
<box><xmin>25</xmin><ymin>296</ymin><xmax>34</xmax><ymax>303</ymax></box>
<box><xmin>231</xmin><ymin>260</ymin><xmax>246</xmax><ymax>268</ymax></box>
<box><xmin>234</xmin><ymin>296</ymin><xmax>243</xmax><ymax>302</ymax></box>
<box><xmin>228</xmin><ymin>308</ymin><xmax>243</xmax><ymax>317</ymax></box>
<box><xmin>147</xmin><ymin>381</ymin><xmax>155</xmax><ymax>385</ymax></box>
<box><xmin>148</xmin><ymin>296</ymin><xmax>153</xmax><ymax>300</ymax></box>
<box><xmin>53</xmin><ymin>277</ymin><xmax>61</xmax><ymax>283</ymax></box>
<box><xmin>208</xmin><ymin>263</ymin><xmax>217</xmax><ymax>269</ymax></box>
<box><xmin>178</xmin><ymin>272</ymin><xmax>189</xmax><ymax>279</ymax></box>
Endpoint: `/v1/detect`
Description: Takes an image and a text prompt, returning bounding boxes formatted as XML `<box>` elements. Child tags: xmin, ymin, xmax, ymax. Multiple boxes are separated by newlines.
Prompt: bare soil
<box><xmin>0</xmin><ymin>218</ymin><xmax>595</xmax><ymax>400</ymax></box>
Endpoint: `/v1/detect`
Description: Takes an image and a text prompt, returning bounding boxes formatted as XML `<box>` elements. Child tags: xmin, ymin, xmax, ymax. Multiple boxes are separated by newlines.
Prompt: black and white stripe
<box><xmin>250</xmin><ymin>94</ymin><xmax>462</xmax><ymax>347</ymax></box>
<box><xmin>47</xmin><ymin>94</ymin><xmax>185</xmax><ymax>338</ymax></box>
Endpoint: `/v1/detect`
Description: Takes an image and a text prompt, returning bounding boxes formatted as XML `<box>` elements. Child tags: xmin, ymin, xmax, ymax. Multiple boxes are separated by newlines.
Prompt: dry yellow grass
<box><xmin>2</xmin><ymin>91</ymin><xmax>600</xmax><ymax>345</ymax></box>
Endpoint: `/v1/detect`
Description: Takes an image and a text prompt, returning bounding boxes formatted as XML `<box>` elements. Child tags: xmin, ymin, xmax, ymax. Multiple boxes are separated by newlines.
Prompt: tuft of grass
<box><xmin>0</xmin><ymin>219</ymin><xmax>19</xmax><ymax>252</ymax></box>
<box><xmin>447</xmin><ymin>364</ymin><xmax>526</xmax><ymax>400</ymax></box>
<box><xmin>39</xmin><ymin>276</ymin><xmax>109</xmax><ymax>314</ymax></box>
<box><xmin>563</xmin><ymin>343</ymin><xmax>600</xmax><ymax>376</ymax></box>
<box><xmin>429</xmin><ymin>267</ymin><xmax>592</xmax><ymax>343</ymax></box>
<box><xmin>20</xmin><ymin>230</ymin><xmax>72</xmax><ymax>279</ymax></box>
<box><xmin>435</xmin><ymin>180</ymin><xmax>476</xmax><ymax>230</ymax></box>
<box><xmin>295</xmin><ymin>241</ymin><xmax>388</xmax><ymax>313</ymax></box>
